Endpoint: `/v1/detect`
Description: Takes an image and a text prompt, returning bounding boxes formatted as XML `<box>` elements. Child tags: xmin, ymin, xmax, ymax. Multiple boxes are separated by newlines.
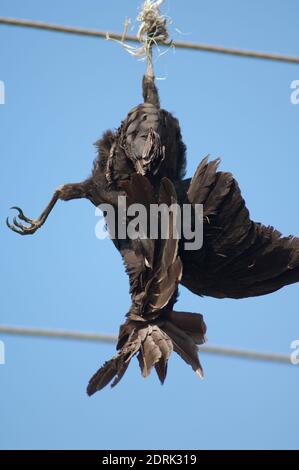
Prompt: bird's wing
<box><xmin>180</xmin><ymin>157</ymin><xmax>299</xmax><ymax>299</ymax></box>
<box><xmin>87</xmin><ymin>174</ymin><xmax>206</xmax><ymax>395</ymax></box>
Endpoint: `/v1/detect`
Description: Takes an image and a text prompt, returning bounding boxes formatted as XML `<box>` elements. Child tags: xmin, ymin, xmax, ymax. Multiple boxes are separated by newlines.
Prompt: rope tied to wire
<box><xmin>114</xmin><ymin>0</ymin><xmax>170</xmax><ymax>78</ymax></box>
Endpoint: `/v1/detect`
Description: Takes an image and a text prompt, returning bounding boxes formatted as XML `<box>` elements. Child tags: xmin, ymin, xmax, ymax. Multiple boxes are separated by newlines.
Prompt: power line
<box><xmin>0</xmin><ymin>325</ymin><xmax>116</xmax><ymax>344</ymax></box>
<box><xmin>0</xmin><ymin>325</ymin><xmax>292</xmax><ymax>365</ymax></box>
<box><xmin>1</xmin><ymin>17</ymin><xmax>299</xmax><ymax>65</ymax></box>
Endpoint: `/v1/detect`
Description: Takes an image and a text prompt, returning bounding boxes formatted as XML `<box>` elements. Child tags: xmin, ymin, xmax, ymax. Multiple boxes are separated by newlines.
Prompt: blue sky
<box><xmin>0</xmin><ymin>0</ymin><xmax>299</xmax><ymax>450</ymax></box>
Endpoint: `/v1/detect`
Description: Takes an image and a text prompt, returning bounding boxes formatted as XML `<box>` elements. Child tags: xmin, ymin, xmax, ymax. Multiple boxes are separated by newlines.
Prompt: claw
<box><xmin>6</xmin><ymin>207</ymin><xmax>41</xmax><ymax>236</ymax></box>
<box><xmin>6</xmin><ymin>216</ymin><xmax>18</xmax><ymax>233</ymax></box>
<box><xmin>10</xmin><ymin>206</ymin><xmax>24</xmax><ymax>216</ymax></box>
<box><xmin>13</xmin><ymin>216</ymin><xmax>25</xmax><ymax>230</ymax></box>
<box><xmin>11</xmin><ymin>206</ymin><xmax>34</xmax><ymax>224</ymax></box>
<box><xmin>6</xmin><ymin>216</ymin><xmax>25</xmax><ymax>235</ymax></box>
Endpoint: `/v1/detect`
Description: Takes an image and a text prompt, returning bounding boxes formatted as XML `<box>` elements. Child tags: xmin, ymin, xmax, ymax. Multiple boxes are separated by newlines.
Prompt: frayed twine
<box><xmin>107</xmin><ymin>0</ymin><xmax>172</xmax><ymax>67</ymax></box>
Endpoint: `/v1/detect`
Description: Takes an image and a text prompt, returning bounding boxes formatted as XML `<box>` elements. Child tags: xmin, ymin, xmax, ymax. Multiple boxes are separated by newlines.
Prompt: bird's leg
<box><xmin>142</xmin><ymin>74</ymin><xmax>160</xmax><ymax>108</ymax></box>
<box><xmin>142</xmin><ymin>45</ymin><xmax>160</xmax><ymax>108</ymax></box>
<box><xmin>7</xmin><ymin>181</ymin><xmax>90</xmax><ymax>236</ymax></box>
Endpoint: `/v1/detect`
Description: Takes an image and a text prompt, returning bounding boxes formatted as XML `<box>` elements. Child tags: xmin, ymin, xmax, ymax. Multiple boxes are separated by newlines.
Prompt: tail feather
<box><xmin>87</xmin><ymin>357</ymin><xmax>120</xmax><ymax>395</ymax></box>
<box><xmin>139</xmin><ymin>326</ymin><xmax>162</xmax><ymax>377</ymax></box>
<box><xmin>162</xmin><ymin>320</ymin><xmax>204</xmax><ymax>378</ymax></box>
<box><xmin>87</xmin><ymin>325</ymin><xmax>145</xmax><ymax>395</ymax></box>
<box><xmin>165</xmin><ymin>311</ymin><xmax>207</xmax><ymax>345</ymax></box>
<box><xmin>152</xmin><ymin>327</ymin><xmax>173</xmax><ymax>384</ymax></box>
<box><xmin>87</xmin><ymin>310</ymin><xmax>206</xmax><ymax>394</ymax></box>
<box><xmin>154</xmin><ymin>360</ymin><xmax>168</xmax><ymax>385</ymax></box>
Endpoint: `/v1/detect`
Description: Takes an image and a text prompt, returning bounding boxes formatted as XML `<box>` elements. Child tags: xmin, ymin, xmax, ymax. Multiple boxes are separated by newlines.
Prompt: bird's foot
<box><xmin>6</xmin><ymin>207</ymin><xmax>42</xmax><ymax>235</ymax></box>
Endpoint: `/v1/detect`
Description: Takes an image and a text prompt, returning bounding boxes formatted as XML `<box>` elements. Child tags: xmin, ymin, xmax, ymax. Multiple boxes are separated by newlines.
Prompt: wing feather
<box><xmin>180</xmin><ymin>157</ymin><xmax>299</xmax><ymax>299</ymax></box>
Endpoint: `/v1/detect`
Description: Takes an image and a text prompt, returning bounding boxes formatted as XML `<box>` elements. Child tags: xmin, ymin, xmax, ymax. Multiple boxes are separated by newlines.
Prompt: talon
<box><xmin>6</xmin><ymin>216</ymin><xmax>23</xmax><ymax>235</ymax></box>
<box><xmin>6</xmin><ymin>207</ymin><xmax>41</xmax><ymax>235</ymax></box>
<box><xmin>10</xmin><ymin>206</ymin><xmax>24</xmax><ymax>217</ymax></box>
<box><xmin>12</xmin><ymin>216</ymin><xmax>26</xmax><ymax>230</ymax></box>
<box><xmin>11</xmin><ymin>206</ymin><xmax>34</xmax><ymax>224</ymax></box>
<box><xmin>6</xmin><ymin>217</ymin><xmax>14</xmax><ymax>231</ymax></box>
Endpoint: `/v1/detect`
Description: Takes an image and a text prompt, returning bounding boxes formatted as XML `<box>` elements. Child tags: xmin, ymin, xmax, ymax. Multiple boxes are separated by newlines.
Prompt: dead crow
<box><xmin>7</xmin><ymin>75</ymin><xmax>299</xmax><ymax>393</ymax></box>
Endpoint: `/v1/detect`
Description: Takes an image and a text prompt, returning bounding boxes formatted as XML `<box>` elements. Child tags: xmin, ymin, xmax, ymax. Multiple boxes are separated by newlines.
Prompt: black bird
<box><xmin>7</xmin><ymin>75</ymin><xmax>299</xmax><ymax>393</ymax></box>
